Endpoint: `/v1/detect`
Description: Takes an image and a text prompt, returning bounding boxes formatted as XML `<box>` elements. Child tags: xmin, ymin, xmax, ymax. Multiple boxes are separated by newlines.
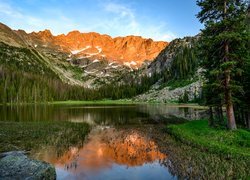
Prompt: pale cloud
<box><xmin>0</xmin><ymin>1</ymin><xmax>23</xmax><ymax>18</ymax></box>
<box><xmin>0</xmin><ymin>1</ymin><xmax>77</xmax><ymax>35</ymax></box>
<box><xmin>100</xmin><ymin>2</ymin><xmax>176</xmax><ymax>41</ymax></box>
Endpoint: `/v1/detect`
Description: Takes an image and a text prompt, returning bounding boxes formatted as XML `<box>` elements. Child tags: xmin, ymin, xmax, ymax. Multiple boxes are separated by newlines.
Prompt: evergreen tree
<box><xmin>197</xmin><ymin>0</ymin><xmax>249</xmax><ymax>129</ymax></box>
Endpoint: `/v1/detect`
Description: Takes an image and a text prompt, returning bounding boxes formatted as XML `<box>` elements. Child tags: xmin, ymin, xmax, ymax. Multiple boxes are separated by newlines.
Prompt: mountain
<box><xmin>0</xmin><ymin>22</ymin><xmax>167</xmax><ymax>88</ymax></box>
<box><xmin>0</xmin><ymin>22</ymin><xmax>202</xmax><ymax>103</ymax></box>
<box><xmin>16</xmin><ymin>30</ymin><xmax>167</xmax><ymax>68</ymax></box>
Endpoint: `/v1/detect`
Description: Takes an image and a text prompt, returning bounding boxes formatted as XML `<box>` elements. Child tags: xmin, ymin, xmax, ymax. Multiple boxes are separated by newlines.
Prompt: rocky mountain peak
<box><xmin>0</xmin><ymin>22</ymin><xmax>168</xmax><ymax>89</ymax></box>
<box><xmin>36</xmin><ymin>29</ymin><xmax>53</xmax><ymax>38</ymax></box>
<box><xmin>22</xmin><ymin>29</ymin><xmax>168</xmax><ymax>68</ymax></box>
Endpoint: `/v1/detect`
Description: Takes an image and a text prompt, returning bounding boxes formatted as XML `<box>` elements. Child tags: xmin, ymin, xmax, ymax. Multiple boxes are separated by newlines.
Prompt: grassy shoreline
<box><xmin>167</xmin><ymin>120</ymin><xmax>250</xmax><ymax>158</ymax></box>
<box><xmin>0</xmin><ymin>100</ymin><xmax>138</xmax><ymax>106</ymax></box>
<box><xmin>49</xmin><ymin>100</ymin><xmax>137</xmax><ymax>105</ymax></box>
<box><xmin>0</xmin><ymin>100</ymin><xmax>207</xmax><ymax>109</ymax></box>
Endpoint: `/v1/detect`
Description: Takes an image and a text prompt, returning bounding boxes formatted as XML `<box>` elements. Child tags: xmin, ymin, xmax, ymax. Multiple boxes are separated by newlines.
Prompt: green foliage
<box><xmin>50</xmin><ymin>100</ymin><xmax>137</xmax><ymax>105</ymax></box>
<box><xmin>96</xmin><ymin>72</ymin><xmax>161</xmax><ymax>100</ymax></box>
<box><xmin>167</xmin><ymin>120</ymin><xmax>250</xmax><ymax>158</ymax></box>
<box><xmin>0</xmin><ymin>42</ymin><xmax>56</xmax><ymax>76</ymax></box>
<box><xmin>237</xmin><ymin>5</ymin><xmax>250</xmax><ymax>116</ymax></box>
<box><xmin>196</xmin><ymin>0</ymin><xmax>250</xmax><ymax>128</ymax></box>
<box><xmin>162</xmin><ymin>78</ymin><xmax>198</xmax><ymax>90</ymax></box>
<box><xmin>178</xmin><ymin>90</ymin><xmax>189</xmax><ymax>103</ymax></box>
<box><xmin>170</xmin><ymin>46</ymin><xmax>198</xmax><ymax>80</ymax></box>
<box><xmin>162</xmin><ymin>45</ymin><xmax>199</xmax><ymax>84</ymax></box>
<box><xmin>0</xmin><ymin>65</ymin><xmax>103</xmax><ymax>103</ymax></box>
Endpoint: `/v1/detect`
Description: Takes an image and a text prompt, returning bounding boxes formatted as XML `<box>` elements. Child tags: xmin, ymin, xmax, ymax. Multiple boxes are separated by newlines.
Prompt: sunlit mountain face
<box><xmin>16</xmin><ymin>29</ymin><xmax>168</xmax><ymax>69</ymax></box>
<box><xmin>0</xmin><ymin>22</ymin><xmax>168</xmax><ymax>88</ymax></box>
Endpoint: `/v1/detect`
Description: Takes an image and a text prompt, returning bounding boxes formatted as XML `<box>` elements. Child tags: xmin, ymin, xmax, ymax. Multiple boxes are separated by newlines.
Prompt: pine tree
<box><xmin>241</xmin><ymin>3</ymin><xmax>250</xmax><ymax>128</ymax></box>
<box><xmin>197</xmin><ymin>0</ymin><xmax>249</xmax><ymax>130</ymax></box>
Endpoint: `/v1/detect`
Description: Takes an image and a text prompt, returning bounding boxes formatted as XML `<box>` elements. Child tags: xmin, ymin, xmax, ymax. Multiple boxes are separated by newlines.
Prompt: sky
<box><xmin>0</xmin><ymin>0</ymin><xmax>203</xmax><ymax>41</ymax></box>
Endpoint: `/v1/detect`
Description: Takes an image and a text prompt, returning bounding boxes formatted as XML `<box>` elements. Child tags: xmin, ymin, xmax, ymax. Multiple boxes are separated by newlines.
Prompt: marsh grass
<box><xmin>0</xmin><ymin>121</ymin><xmax>90</xmax><ymax>156</ymax></box>
<box><xmin>167</xmin><ymin>120</ymin><xmax>250</xmax><ymax>158</ymax></box>
<box><xmin>137</xmin><ymin>124</ymin><xmax>250</xmax><ymax>179</ymax></box>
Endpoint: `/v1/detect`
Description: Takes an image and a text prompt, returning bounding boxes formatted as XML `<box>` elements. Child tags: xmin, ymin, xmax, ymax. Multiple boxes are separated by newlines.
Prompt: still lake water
<box><xmin>0</xmin><ymin>103</ymin><xmax>206</xmax><ymax>180</ymax></box>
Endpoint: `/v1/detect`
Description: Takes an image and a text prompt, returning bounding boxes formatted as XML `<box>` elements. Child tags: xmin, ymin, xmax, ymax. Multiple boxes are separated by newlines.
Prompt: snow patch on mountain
<box><xmin>84</xmin><ymin>70</ymin><xmax>99</xmax><ymax>74</ymax></box>
<box><xmin>130</xmin><ymin>61</ymin><xmax>137</xmax><ymax>65</ymax></box>
<box><xmin>123</xmin><ymin>61</ymin><xmax>137</xmax><ymax>68</ymax></box>
<box><xmin>96</xmin><ymin>46</ymin><xmax>102</xmax><ymax>53</ymax></box>
<box><xmin>93</xmin><ymin>59</ymin><xmax>100</xmax><ymax>63</ymax></box>
<box><xmin>71</xmin><ymin>45</ymin><xmax>91</xmax><ymax>54</ymax></box>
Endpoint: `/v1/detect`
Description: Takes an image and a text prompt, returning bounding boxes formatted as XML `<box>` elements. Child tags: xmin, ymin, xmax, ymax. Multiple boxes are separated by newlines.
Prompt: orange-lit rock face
<box><xmin>35</xmin><ymin>128</ymin><xmax>166</xmax><ymax>173</ymax></box>
<box><xmin>20</xmin><ymin>30</ymin><xmax>168</xmax><ymax>68</ymax></box>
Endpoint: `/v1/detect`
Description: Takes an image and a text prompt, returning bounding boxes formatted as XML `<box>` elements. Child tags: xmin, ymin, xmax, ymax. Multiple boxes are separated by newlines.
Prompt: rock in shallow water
<box><xmin>0</xmin><ymin>151</ymin><xmax>56</xmax><ymax>180</ymax></box>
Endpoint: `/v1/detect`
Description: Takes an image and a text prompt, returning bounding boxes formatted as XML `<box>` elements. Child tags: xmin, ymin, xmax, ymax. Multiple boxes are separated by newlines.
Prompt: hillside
<box><xmin>135</xmin><ymin>35</ymin><xmax>202</xmax><ymax>103</ymax></box>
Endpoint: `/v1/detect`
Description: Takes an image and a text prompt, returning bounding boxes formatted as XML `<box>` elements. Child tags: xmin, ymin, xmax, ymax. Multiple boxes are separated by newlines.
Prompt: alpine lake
<box><xmin>0</xmin><ymin>103</ymin><xmax>247</xmax><ymax>179</ymax></box>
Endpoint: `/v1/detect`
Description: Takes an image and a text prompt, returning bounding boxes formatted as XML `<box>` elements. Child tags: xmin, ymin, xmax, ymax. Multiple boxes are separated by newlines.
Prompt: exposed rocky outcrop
<box><xmin>0</xmin><ymin>151</ymin><xmax>56</xmax><ymax>180</ymax></box>
<box><xmin>135</xmin><ymin>81</ymin><xmax>202</xmax><ymax>103</ymax></box>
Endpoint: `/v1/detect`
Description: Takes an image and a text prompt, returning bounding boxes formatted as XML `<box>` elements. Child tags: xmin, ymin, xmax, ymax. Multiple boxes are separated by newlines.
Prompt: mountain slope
<box><xmin>0</xmin><ymin>23</ymin><xmax>26</xmax><ymax>47</ymax></box>
<box><xmin>135</xmin><ymin>35</ymin><xmax>202</xmax><ymax>103</ymax></box>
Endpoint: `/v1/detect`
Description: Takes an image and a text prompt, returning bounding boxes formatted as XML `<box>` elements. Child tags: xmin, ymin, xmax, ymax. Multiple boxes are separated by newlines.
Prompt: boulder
<box><xmin>0</xmin><ymin>151</ymin><xmax>56</xmax><ymax>180</ymax></box>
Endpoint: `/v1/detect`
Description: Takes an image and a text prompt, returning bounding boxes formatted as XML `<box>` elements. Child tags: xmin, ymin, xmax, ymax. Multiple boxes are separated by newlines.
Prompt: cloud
<box><xmin>0</xmin><ymin>1</ymin><xmax>23</xmax><ymax>18</ymax></box>
<box><xmin>100</xmin><ymin>2</ymin><xmax>176</xmax><ymax>41</ymax></box>
<box><xmin>0</xmin><ymin>1</ymin><xmax>77</xmax><ymax>35</ymax></box>
<box><xmin>0</xmin><ymin>0</ymin><xmax>176</xmax><ymax>41</ymax></box>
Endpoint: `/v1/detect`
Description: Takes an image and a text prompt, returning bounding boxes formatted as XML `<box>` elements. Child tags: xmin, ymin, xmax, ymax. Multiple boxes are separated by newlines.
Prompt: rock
<box><xmin>0</xmin><ymin>151</ymin><xmax>56</xmax><ymax>180</ymax></box>
<box><xmin>135</xmin><ymin>81</ymin><xmax>202</xmax><ymax>103</ymax></box>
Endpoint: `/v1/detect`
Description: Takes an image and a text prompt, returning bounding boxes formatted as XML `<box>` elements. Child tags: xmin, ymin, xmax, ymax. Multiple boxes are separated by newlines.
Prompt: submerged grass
<box><xmin>167</xmin><ymin>120</ymin><xmax>250</xmax><ymax>158</ymax></box>
<box><xmin>0</xmin><ymin>121</ymin><xmax>90</xmax><ymax>156</ymax></box>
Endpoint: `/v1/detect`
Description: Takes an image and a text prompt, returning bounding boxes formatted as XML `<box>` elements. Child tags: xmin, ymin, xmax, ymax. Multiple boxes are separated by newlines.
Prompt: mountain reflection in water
<box><xmin>35</xmin><ymin>127</ymin><xmax>172</xmax><ymax>180</ymax></box>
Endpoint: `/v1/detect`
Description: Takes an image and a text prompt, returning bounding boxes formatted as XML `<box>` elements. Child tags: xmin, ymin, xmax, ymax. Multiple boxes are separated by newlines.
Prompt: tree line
<box><xmin>0</xmin><ymin>65</ymin><xmax>162</xmax><ymax>104</ymax></box>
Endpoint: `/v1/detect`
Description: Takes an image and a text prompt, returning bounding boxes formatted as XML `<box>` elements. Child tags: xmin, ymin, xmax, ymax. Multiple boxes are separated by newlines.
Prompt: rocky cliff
<box><xmin>16</xmin><ymin>29</ymin><xmax>167</xmax><ymax>68</ymax></box>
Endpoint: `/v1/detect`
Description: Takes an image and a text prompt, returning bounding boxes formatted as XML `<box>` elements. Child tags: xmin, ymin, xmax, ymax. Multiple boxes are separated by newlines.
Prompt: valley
<box><xmin>0</xmin><ymin>22</ymin><xmax>202</xmax><ymax>104</ymax></box>
<box><xmin>0</xmin><ymin>1</ymin><xmax>249</xmax><ymax>179</ymax></box>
